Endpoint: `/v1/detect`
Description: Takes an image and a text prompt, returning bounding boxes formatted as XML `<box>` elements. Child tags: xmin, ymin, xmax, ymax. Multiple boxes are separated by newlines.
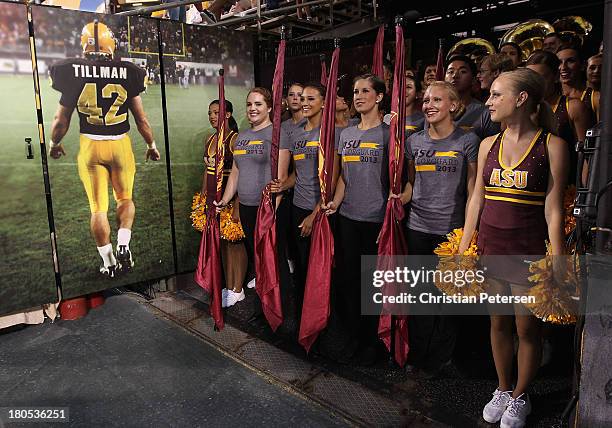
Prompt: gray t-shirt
<box><xmin>233</xmin><ymin>125</ymin><xmax>273</xmax><ymax>206</ymax></box>
<box><xmin>337</xmin><ymin>124</ymin><xmax>390</xmax><ymax>223</ymax></box>
<box><xmin>286</xmin><ymin>125</ymin><xmax>341</xmax><ymax>211</ymax></box>
<box><xmin>455</xmin><ymin>99</ymin><xmax>486</xmax><ymax>132</ymax></box>
<box><xmin>405</xmin><ymin>111</ymin><xmax>425</xmax><ymax>138</ymax></box>
<box><xmin>281</xmin><ymin>117</ymin><xmax>307</xmax><ymax>142</ymax></box>
<box><xmin>406</xmin><ymin>127</ymin><xmax>480</xmax><ymax>235</ymax></box>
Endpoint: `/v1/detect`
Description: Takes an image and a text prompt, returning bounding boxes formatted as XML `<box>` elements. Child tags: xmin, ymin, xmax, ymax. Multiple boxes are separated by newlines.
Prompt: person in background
<box><xmin>203</xmin><ymin>100</ymin><xmax>247</xmax><ymax>308</ymax></box>
<box><xmin>393</xmin><ymin>81</ymin><xmax>479</xmax><ymax>376</ymax></box>
<box><xmin>335</xmin><ymin>94</ymin><xmax>351</xmax><ymax>128</ymax></box>
<box><xmin>282</xmin><ymin>82</ymin><xmax>307</xmax><ymax>141</ymax></box>
<box><xmin>445</xmin><ymin>55</ymin><xmax>486</xmax><ymax>132</ymax></box>
<box><xmin>474</xmin><ymin>53</ymin><xmax>516</xmax><ymax>138</ymax></box>
<box><xmin>323</xmin><ymin>74</ymin><xmax>390</xmax><ymax>366</ymax></box>
<box><xmin>499</xmin><ymin>42</ymin><xmax>523</xmax><ymax>67</ymax></box>
<box><xmin>585</xmin><ymin>53</ymin><xmax>602</xmax><ymax>121</ymax></box>
<box><xmin>557</xmin><ymin>47</ymin><xmax>588</xmax><ymax>100</ymax></box>
<box><xmin>526</xmin><ymin>50</ymin><xmax>593</xmax><ymax>184</ymax></box>
<box><xmin>459</xmin><ymin>68</ymin><xmax>567</xmax><ymax>428</ymax></box>
<box><xmin>477</xmin><ymin>53</ymin><xmax>516</xmax><ymax>93</ymax></box>
<box><xmin>542</xmin><ymin>32</ymin><xmax>563</xmax><ymax>53</ymax></box>
<box><xmin>422</xmin><ymin>62</ymin><xmax>438</xmax><ymax>91</ymax></box>
<box><xmin>404</xmin><ymin>75</ymin><xmax>425</xmax><ymax>138</ymax></box>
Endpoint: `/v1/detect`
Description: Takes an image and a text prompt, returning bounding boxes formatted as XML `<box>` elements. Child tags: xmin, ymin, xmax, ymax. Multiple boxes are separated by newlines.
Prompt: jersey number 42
<box><xmin>77</xmin><ymin>83</ymin><xmax>128</xmax><ymax>126</ymax></box>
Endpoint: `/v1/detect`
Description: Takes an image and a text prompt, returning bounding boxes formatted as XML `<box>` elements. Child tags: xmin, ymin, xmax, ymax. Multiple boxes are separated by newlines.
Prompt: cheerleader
<box><xmin>216</xmin><ymin>88</ymin><xmax>291</xmax><ymax>321</ymax></box>
<box><xmin>526</xmin><ymin>50</ymin><xmax>593</xmax><ymax>184</ymax></box>
<box><xmin>393</xmin><ymin>81</ymin><xmax>479</xmax><ymax>374</ymax></box>
<box><xmin>202</xmin><ymin>100</ymin><xmax>247</xmax><ymax>307</ymax></box>
<box><xmin>322</xmin><ymin>74</ymin><xmax>390</xmax><ymax>365</ymax></box>
<box><xmin>459</xmin><ymin>68</ymin><xmax>567</xmax><ymax>428</ymax></box>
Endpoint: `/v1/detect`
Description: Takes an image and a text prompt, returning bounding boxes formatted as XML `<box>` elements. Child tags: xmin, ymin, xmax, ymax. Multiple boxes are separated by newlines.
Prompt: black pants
<box><xmin>290</xmin><ymin>204</ymin><xmax>314</xmax><ymax>308</ymax></box>
<box><xmin>240</xmin><ymin>200</ymin><xmax>294</xmax><ymax>324</ymax></box>
<box><xmin>335</xmin><ymin>214</ymin><xmax>382</xmax><ymax>350</ymax></box>
<box><xmin>406</xmin><ymin>227</ymin><xmax>457</xmax><ymax>370</ymax></box>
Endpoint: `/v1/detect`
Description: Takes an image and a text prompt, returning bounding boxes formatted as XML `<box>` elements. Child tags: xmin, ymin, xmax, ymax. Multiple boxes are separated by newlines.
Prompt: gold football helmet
<box><xmin>81</xmin><ymin>21</ymin><xmax>116</xmax><ymax>58</ymax></box>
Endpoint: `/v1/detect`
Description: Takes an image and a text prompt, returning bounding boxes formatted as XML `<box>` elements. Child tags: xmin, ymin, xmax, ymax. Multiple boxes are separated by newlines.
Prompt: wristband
<box><xmin>49</xmin><ymin>140</ymin><xmax>61</xmax><ymax>148</ymax></box>
<box><xmin>147</xmin><ymin>141</ymin><xmax>157</xmax><ymax>150</ymax></box>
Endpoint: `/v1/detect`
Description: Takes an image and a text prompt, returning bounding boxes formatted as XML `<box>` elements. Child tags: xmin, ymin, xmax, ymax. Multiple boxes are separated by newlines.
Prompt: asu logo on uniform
<box><xmin>489</xmin><ymin>168</ymin><xmax>528</xmax><ymax>189</ymax></box>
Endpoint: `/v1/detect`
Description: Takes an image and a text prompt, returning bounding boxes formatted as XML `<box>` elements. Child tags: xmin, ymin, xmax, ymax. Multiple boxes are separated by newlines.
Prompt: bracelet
<box><xmin>147</xmin><ymin>141</ymin><xmax>157</xmax><ymax>150</ymax></box>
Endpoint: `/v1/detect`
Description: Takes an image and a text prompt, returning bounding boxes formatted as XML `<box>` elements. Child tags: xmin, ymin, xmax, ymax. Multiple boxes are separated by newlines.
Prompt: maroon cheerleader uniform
<box><xmin>553</xmin><ymin>95</ymin><xmax>578</xmax><ymax>183</ymax></box>
<box><xmin>477</xmin><ymin>129</ymin><xmax>550</xmax><ymax>285</ymax></box>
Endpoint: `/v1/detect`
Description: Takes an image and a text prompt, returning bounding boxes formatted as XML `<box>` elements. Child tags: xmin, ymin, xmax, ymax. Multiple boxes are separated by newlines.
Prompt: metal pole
<box><xmin>373</xmin><ymin>0</ymin><xmax>377</xmax><ymax>21</ymax></box>
<box><xmin>596</xmin><ymin>0</ymin><xmax>612</xmax><ymax>251</ymax></box>
<box><xmin>257</xmin><ymin>0</ymin><xmax>261</xmax><ymax>34</ymax></box>
<box><xmin>208</xmin><ymin>0</ymin><xmax>349</xmax><ymax>27</ymax></box>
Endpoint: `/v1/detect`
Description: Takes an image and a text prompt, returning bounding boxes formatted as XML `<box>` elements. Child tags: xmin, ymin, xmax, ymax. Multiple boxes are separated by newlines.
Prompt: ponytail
<box><xmin>228</xmin><ymin>116</ymin><xmax>239</xmax><ymax>133</ymax></box>
<box><xmin>536</xmin><ymin>101</ymin><xmax>557</xmax><ymax>135</ymax></box>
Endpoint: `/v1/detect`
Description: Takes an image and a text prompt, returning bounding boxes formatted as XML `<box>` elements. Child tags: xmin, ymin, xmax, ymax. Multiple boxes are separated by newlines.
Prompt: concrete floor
<box><xmin>0</xmin><ymin>293</ymin><xmax>349</xmax><ymax>427</ymax></box>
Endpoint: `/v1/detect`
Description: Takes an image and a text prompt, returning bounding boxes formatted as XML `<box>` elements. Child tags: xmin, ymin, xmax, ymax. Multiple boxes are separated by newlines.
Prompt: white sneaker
<box><xmin>246</xmin><ymin>278</ymin><xmax>256</xmax><ymax>289</ymax></box>
<box><xmin>222</xmin><ymin>289</ymin><xmax>245</xmax><ymax>308</ymax></box>
<box><xmin>501</xmin><ymin>393</ymin><xmax>531</xmax><ymax>428</ymax></box>
<box><xmin>483</xmin><ymin>388</ymin><xmax>512</xmax><ymax>423</ymax></box>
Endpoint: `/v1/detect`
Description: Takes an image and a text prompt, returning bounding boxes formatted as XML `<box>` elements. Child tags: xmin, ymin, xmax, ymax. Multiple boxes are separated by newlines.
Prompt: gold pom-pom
<box><xmin>564</xmin><ymin>185</ymin><xmax>577</xmax><ymax>237</ymax></box>
<box><xmin>434</xmin><ymin>228</ymin><xmax>486</xmax><ymax>298</ymax></box>
<box><xmin>524</xmin><ymin>241</ymin><xmax>580</xmax><ymax>325</ymax></box>
<box><xmin>219</xmin><ymin>203</ymin><xmax>245</xmax><ymax>242</ymax></box>
<box><xmin>190</xmin><ymin>192</ymin><xmax>207</xmax><ymax>232</ymax></box>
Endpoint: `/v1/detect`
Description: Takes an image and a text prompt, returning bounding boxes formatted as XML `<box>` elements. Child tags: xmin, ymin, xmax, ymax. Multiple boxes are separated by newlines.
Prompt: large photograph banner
<box><xmin>33</xmin><ymin>6</ymin><xmax>175</xmax><ymax>298</ymax></box>
<box><xmin>159</xmin><ymin>20</ymin><xmax>254</xmax><ymax>273</ymax></box>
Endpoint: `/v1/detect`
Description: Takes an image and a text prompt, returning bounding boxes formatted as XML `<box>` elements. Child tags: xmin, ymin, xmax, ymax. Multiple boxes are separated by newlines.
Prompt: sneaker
<box><xmin>500</xmin><ymin>393</ymin><xmax>531</xmax><ymax>428</ymax></box>
<box><xmin>116</xmin><ymin>245</ymin><xmax>134</xmax><ymax>273</ymax></box>
<box><xmin>100</xmin><ymin>265</ymin><xmax>117</xmax><ymax>278</ymax></box>
<box><xmin>483</xmin><ymin>388</ymin><xmax>512</xmax><ymax>423</ymax></box>
<box><xmin>222</xmin><ymin>289</ymin><xmax>245</xmax><ymax>307</ymax></box>
<box><xmin>246</xmin><ymin>278</ymin><xmax>256</xmax><ymax>289</ymax></box>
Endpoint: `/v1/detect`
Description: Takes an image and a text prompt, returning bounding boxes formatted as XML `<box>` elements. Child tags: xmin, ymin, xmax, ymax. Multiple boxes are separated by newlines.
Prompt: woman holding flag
<box><xmin>215</xmin><ymin>88</ymin><xmax>291</xmax><ymax>319</ymax></box>
<box><xmin>202</xmin><ymin>99</ymin><xmax>247</xmax><ymax>307</ymax></box>
<box><xmin>323</xmin><ymin>74</ymin><xmax>390</xmax><ymax>365</ymax></box>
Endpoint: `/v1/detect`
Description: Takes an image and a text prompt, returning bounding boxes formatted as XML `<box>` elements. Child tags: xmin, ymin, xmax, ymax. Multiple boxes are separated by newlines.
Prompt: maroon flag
<box><xmin>377</xmin><ymin>22</ymin><xmax>409</xmax><ymax>366</ymax></box>
<box><xmin>435</xmin><ymin>39</ymin><xmax>445</xmax><ymax>81</ymax></box>
<box><xmin>299</xmin><ymin>43</ymin><xmax>340</xmax><ymax>352</ymax></box>
<box><xmin>194</xmin><ymin>69</ymin><xmax>227</xmax><ymax>331</ymax></box>
<box><xmin>320</xmin><ymin>54</ymin><xmax>328</xmax><ymax>87</ymax></box>
<box><xmin>372</xmin><ymin>25</ymin><xmax>385</xmax><ymax>79</ymax></box>
<box><xmin>254</xmin><ymin>38</ymin><xmax>286</xmax><ymax>332</ymax></box>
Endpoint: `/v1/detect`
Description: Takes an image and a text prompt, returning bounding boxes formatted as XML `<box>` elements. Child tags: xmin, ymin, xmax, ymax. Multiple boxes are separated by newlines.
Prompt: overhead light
<box><xmin>508</xmin><ymin>0</ymin><xmax>530</xmax><ymax>5</ymax></box>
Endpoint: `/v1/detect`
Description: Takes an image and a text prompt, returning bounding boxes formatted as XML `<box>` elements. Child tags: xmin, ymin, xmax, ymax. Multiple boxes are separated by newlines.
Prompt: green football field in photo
<box><xmin>0</xmin><ymin>73</ymin><xmax>249</xmax><ymax>305</ymax></box>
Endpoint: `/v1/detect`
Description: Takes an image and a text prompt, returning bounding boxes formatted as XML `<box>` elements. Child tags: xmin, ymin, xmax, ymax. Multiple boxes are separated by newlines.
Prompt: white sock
<box><xmin>117</xmin><ymin>228</ymin><xmax>132</xmax><ymax>248</ymax></box>
<box><xmin>97</xmin><ymin>243</ymin><xmax>116</xmax><ymax>267</ymax></box>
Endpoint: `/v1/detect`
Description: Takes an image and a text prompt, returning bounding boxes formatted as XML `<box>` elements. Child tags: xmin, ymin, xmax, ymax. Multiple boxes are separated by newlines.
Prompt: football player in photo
<box><xmin>48</xmin><ymin>21</ymin><xmax>160</xmax><ymax>278</ymax></box>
